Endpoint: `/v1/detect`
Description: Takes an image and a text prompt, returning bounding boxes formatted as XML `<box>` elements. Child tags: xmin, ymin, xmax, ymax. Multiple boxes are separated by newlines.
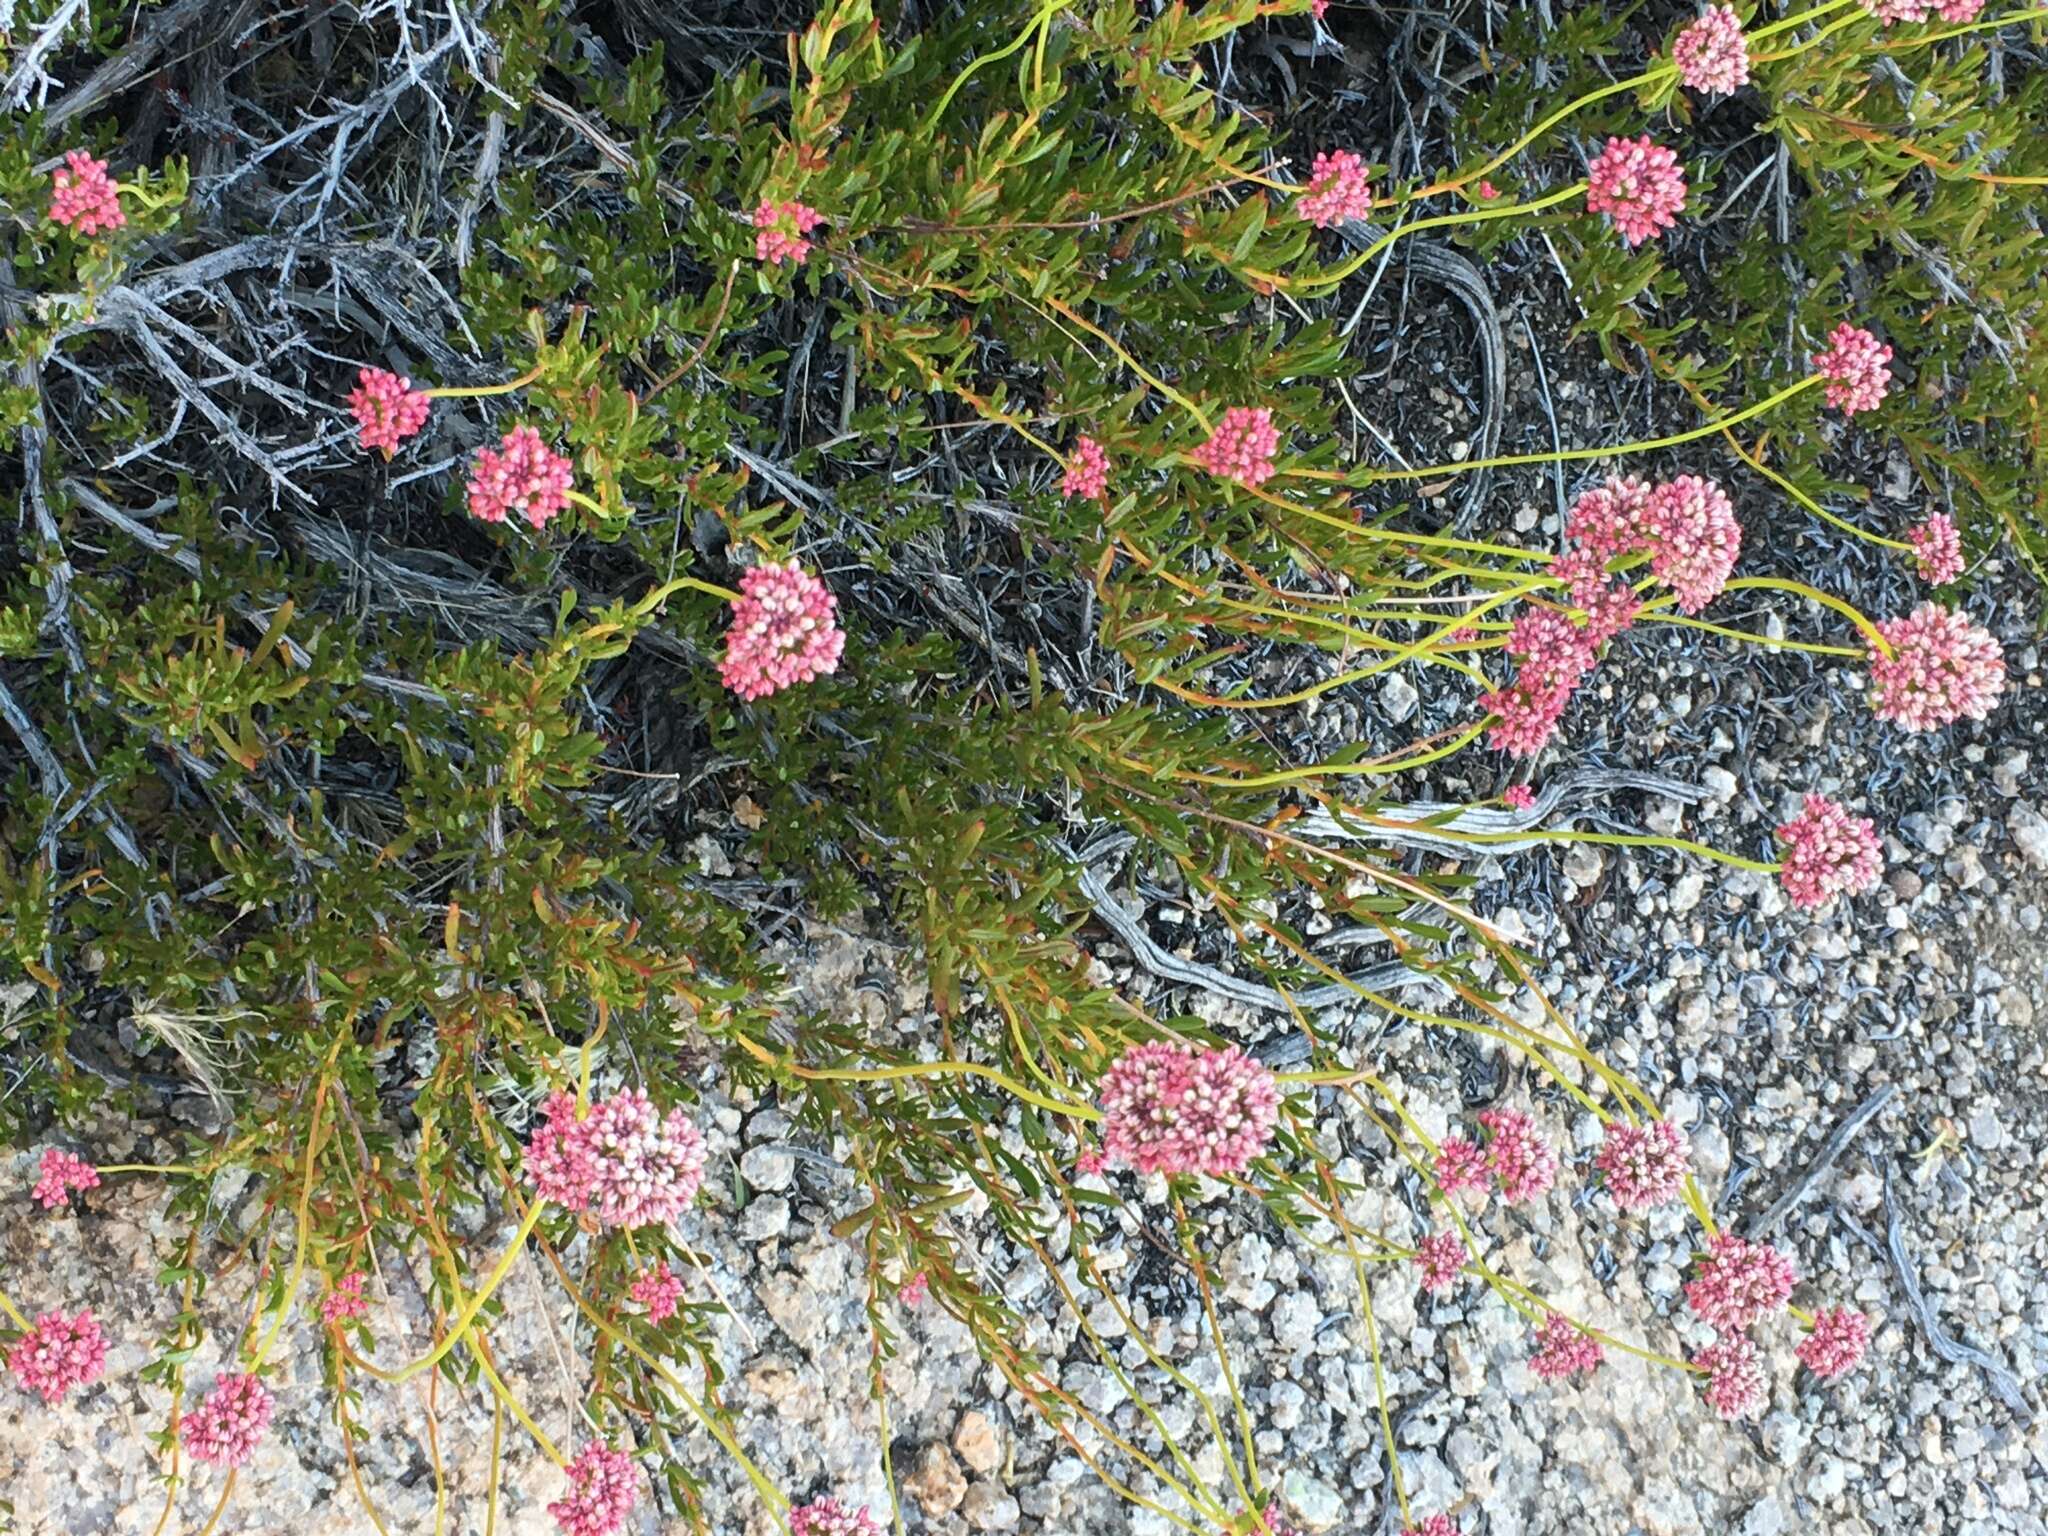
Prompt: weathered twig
<box><xmin>1746</xmin><ymin>1084</ymin><xmax>1895</xmax><ymax>1239</ymax></box>
<box><xmin>1294</xmin><ymin>769</ymin><xmax>1704</xmax><ymax>858</ymax></box>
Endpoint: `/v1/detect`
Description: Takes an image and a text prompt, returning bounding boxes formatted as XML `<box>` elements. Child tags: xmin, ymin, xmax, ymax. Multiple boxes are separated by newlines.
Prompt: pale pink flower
<box><xmin>1296</xmin><ymin>149</ymin><xmax>1372</xmax><ymax>229</ymax></box>
<box><xmin>1696</xmin><ymin>1334</ymin><xmax>1767</xmax><ymax>1420</ymax></box>
<box><xmin>1812</xmin><ymin>323</ymin><xmax>1893</xmax><ymax>416</ymax></box>
<box><xmin>1549</xmin><ymin>546</ymin><xmax>1613</xmax><ymax>608</ymax></box>
<box><xmin>1074</xmin><ymin>1147</ymin><xmax>1107</xmax><ymax>1177</ymax></box>
<box><xmin>1795</xmin><ymin>1305</ymin><xmax>1871</xmax><ymax>1380</ymax></box>
<box><xmin>1936</xmin><ymin>0</ymin><xmax>1985</xmax><ymax>17</ymax></box>
<box><xmin>1529</xmin><ymin>1312</ymin><xmax>1603</xmax><ymax>1380</ymax></box>
<box><xmin>1501</xmin><ymin>783</ymin><xmax>1536</xmax><ymax>811</ymax></box>
<box><xmin>1645</xmin><ymin>474</ymin><xmax>1740</xmax><ymax>613</ymax></box>
<box><xmin>790</xmin><ymin>1498</ymin><xmax>883</xmax><ymax>1536</ymax></box>
<box><xmin>897</xmin><ymin>1271</ymin><xmax>929</xmax><ymax>1306</ymax></box>
<box><xmin>1246</xmin><ymin>1506</ymin><xmax>1303</xmax><ymax>1536</ymax></box>
<box><xmin>1405</xmin><ymin>1518</ymin><xmax>1461</xmax><ymax>1536</ymax></box>
<box><xmin>1477</xmin><ymin>180</ymin><xmax>1499</xmax><ymax>200</ymax></box>
<box><xmin>1061</xmin><ymin>436</ymin><xmax>1111</xmax><ymax>502</ymax></box>
<box><xmin>1576</xmin><ymin>578</ymin><xmax>1642</xmax><ymax>647</ymax></box>
<box><xmin>1097</xmin><ymin>1041</ymin><xmax>1280</xmax><ymax>1178</ymax></box>
<box><xmin>1595</xmin><ymin>1119</ymin><xmax>1690</xmax><ymax>1210</ymax></box>
<box><xmin>1868</xmin><ymin>603</ymin><xmax>2006</xmax><ymax>730</ymax></box>
<box><xmin>1412</xmin><ymin>1232</ymin><xmax>1468</xmax><ymax>1295</ymax></box>
<box><xmin>1507</xmin><ymin>609</ymin><xmax>1597</xmax><ymax>694</ymax></box>
<box><xmin>1907</xmin><ymin>513</ymin><xmax>1963</xmax><ymax>585</ymax></box>
<box><xmin>1563</xmin><ymin>475</ymin><xmax>1656</xmax><ymax>560</ymax></box>
<box><xmin>754</xmin><ymin>199</ymin><xmax>825</xmax><ymax>266</ymax></box>
<box><xmin>1190</xmin><ymin>406</ymin><xmax>1281</xmax><ymax>489</ymax></box>
<box><xmin>1673</xmin><ymin>7</ymin><xmax>1751</xmax><ymax>95</ymax></box>
<box><xmin>1479</xmin><ymin>1106</ymin><xmax>1558</xmax><ymax>1204</ymax></box>
<box><xmin>1433</xmin><ymin>1135</ymin><xmax>1491</xmax><ymax>1196</ymax></box>
<box><xmin>719</xmin><ymin>560</ymin><xmax>845</xmax><ymax>701</ymax></box>
<box><xmin>32</xmin><ymin>1147</ymin><xmax>100</xmax><ymax>1210</ymax></box>
<box><xmin>1775</xmin><ymin>793</ymin><xmax>1883</xmax><ymax>910</ymax></box>
<box><xmin>1684</xmin><ymin>1233</ymin><xmax>1797</xmax><ymax>1330</ymax></box>
<box><xmin>49</xmin><ymin>151</ymin><xmax>125</xmax><ymax>235</ymax></box>
<box><xmin>1585</xmin><ymin>136</ymin><xmax>1687</xmax><ymax>246</ymax></box>
<box><xmin>1860</xmin><ymin>0</ymin><xmax>1936</xmax><ymax>20</ymax></box>
<box><xmin>348</xmin><ymin>368</ymin><xmax>431</xmax><ymax>456</ymax></box>
<box><xmin>629</xmin><ymin>1262</ymin><xmax>684</xmax><ymax>1324</ymax></box>
<box><xmin>548</xmin><ymin>1445</ymin><xmax>638</xmax><ymax>1536</ymax></box>
<box><xmin>1480</xmin><ymin>678</ymin><xmax>1571</xmax><ymax>757</ymax></box>
<box><xmin>467</xmin><ymin>426</ymin><xmax>574</xmax><ymax>529</ymax></box>
<box><xmin>319</xmin><ymin>1271</ymin><xmax>368</xmax><ymax>1326</ymax></box>
<box><xmin>1310</xmin><ymin>0</ymin><xmax>1329</xmax><ymax>18</ymax></box>
<box><xmin>8</xmin><ymin>1310</ymin><xmax>107</xmax><ymax>1404</ymax></box>
<box><xmin>182</xmin><ymin>1372</ymin><xmax>275</xmax><ymax>1468</ymax></box>
<box><xmin>523</xmin><ymin>1089</ymin><xmax>707</xmax><ymax>1229</ymax></box>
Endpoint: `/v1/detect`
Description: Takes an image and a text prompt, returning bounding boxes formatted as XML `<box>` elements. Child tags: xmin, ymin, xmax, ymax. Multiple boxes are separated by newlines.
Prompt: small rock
<box><xmin>1670</xmin><ymin>871</ymin><xmax>1706</xmax><ymax>914</ymax></box>
<box><xmin>2006</xmin><ymin>803</ymin><xmax>2048</xmax><ymax>868</ymax></box>
<box><xmin>962</xmin><ymin>1481</ymin><xmax>1021</xmax><ymax>1530</ymax></box>
<box><xmin>739</xmin><ymin>1195</ymin><xmax>789</xmax><ymax>1241</ymax></box>
<box><xmin>1280</xmin><ymin>1470</ymin><xmax>1344</xmax><ymax>1531</ymax></box>
<box><xmin>1563</xmin><ymin>845</ymin><xmax>1604</xmax><ymax>887</ymax></box>
<box><xmin>1968</xmin><ymin>1107</ymin><xmax>2004</xmax><ymax>1151</ymax></box>
<box><xmin>954</xmin><ymin>1410</ymin><xmax>1003</xmax><ymax>1477</ymax></box>
<box><xmin>905</xmin><ymin>1444</ymin><xmax>969</xmax><ymax>1519</ymax></box>
<box><xmin>739</xmin><ymin>1144</ymin><xmax>795</xmax><ymax>1192</ymax></box>
<box><xmin>1381</xmin><ymin>673</ymin><xmax>1419</xmax><ymax>724</ymax></box>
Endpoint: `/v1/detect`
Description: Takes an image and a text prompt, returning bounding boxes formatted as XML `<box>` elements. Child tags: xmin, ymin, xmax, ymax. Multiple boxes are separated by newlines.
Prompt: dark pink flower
<box><xmin>49</xmin><ymin>151</ymin><xmax>124</xmax><ymax>235</ymax></box>
<box><xmin>1696</xmin><ymin>1334</ymin><xmax>1767</xmax><ymax>1419</ymax></box>
<box><xmin>719</xmin><ymin>560</ymin><xmax>845</xmax><ymax>701</ymax></box>
<box><xmin>1776</xmin><ymin>793</ymin><xmax>1883</xmax><ymax>910</ymax></box>
<box><xmin>1478</xmin><ymin>1106</ymin><xmax>1558</xmax><ymax>1204</ymax></box>
<box><xmin>523</xmin><ymin>1089</ymin><xmax>707</xmax><ymax>1229</ymax></box>
<box><xmin>1480</xmin><ymin>677</ymin><xmax>1572</xmax><ymax>757</ymax></box>
<box><xmin>1061</xmin><ymin>436</ymin><xmax>1111</xmax><ymax>502</ymax></box>
<box><xmin>1190</xmin><ymin>407</ymin><xmax>1281</xmax><ymax>489</ymax></box>
<box><xmin>1506</xmin><ymin>609</ymin><xmax>1597</xmax><ymax>694</ymax></box>
<box><xmin>1685</xmin><ymin>1233</ymin><xmax>1797</xmax><ymax>1331</ymax></box>
<box><xmin>754</xmin><ymin>199</ymin><xmax>825</xmax><ymax>266</ymax></box>
<box><xmin>1595</xmin><ymin>1119</ymin><xmax>1689</xmax><ymax>1210</ymax></box>
<box><xmin>1645</xmin><ymin>474</ymin><xmax>1740</xmax><ymax>613</ymax></box>
<box><xmin>1501</xmin><ymin>783</ymin><xmax>1536</xmax><ymax>811</ymax></box>
<box><xmin>1868</xmin><ymin>603</ymin><xmax>2006</xmax><ymax>730</ymax></box>
<box><xmin>1297</xmin><ymin>150</ymin><xmax>1372</xmax><ymax>228</ymax></box>
<box><xmin>348</xmin><ymin>368</ymin><xmax>431</xmax><ymax>456</ymax></box>
<box><xmin>1860</xmin><ymin>0</ymin><xmax>1944</xmax><ymax>19</ymax></box>
<box><xmin>548</xmin><ymin>1445</ymin><xmax>638</xmax><ymax>1536</ymax></box>
<box><xmin>182</xmin><ymin>1372</ymin><xmax>275</xmax><ymax>1468</ymax></box>
<box><xmin>897</xmin><ymin>1271</ymin><xmax>929</xmax><ymax>1306</ymax></box>
<box><xmin>1673</xmin><ymin>7</ymin><xmax>1750</xmax><ymax>95</ymax></box>
<box><xmin>1433</xmin><ymin>1135</ymin><xmax>1491</xmax><ymax>1196</ymax></box>
<box><xmin>319</xmin><ymin>1271</ymin><xmax>368</xmax><ymax>1326</ymax></box>
<box><xmin>1404</xmin><ymin>1518</ymin><xmax>1461</xmax><ymax>1536</ymax></box>
<box><xmin>1936</xmin><ymin>0</ymin><xmax>1985</xmax><ymax>17</ymax></box>
<box><xmin>1813</xmin><ymin>323</ymin><xmax>1893</xmax><ymax>416</ymax></box>
<box><xmin>1074</xmin><ymin>1147</ymin><xmax>1107</xmax><ymax>1176</ymax></box>
<box><xmin>1906</xmin><ymin>513</ymin><xmax>1963</xmax><ymax>585</ymax></box>
<box><xmin>8</xmin><ymin>1309</ymin><xmax>107</xmax><ymax>1404</ymax></box>
<box><xmin>1310</xmin><ymin>0</ymin><xmax>1330</xmax><ymax>18</ymax></box>
<box><xmin>1585</xmin><ymin>136</ymin><xmax>1687</xmax><ymax>246</ymax></box>
<box><xmin>629</xmin><ymin>1262</ymin><xmax>683</xmax><ymax>1324</ymax></box>
<box><xmin>1412</xmin><ymin>1231</ymin><xmax>1468</xmax><ymax>1295</ymax></box>
<box><xmin>1564</xmin><ymin>475</ymin><xmax>1656</xmax><ymax>561</ymax></box>
<box><xmin>1097</xmin><ymin>1040</ymin><xmax>1280</xmax><ymax>1177</ymax></box>
<box><xmin>790</xmin><ymin>1498</ymin><xmax>883</xmax><ymax>1536</ymax></box>
<box><xmin>32</xmin><ymin>1147</ymin><xmax>100</xmax><ymax>1210</ymax></box>
<box><xmin>1796</xmin><ymin>1305</ymin><xmax>1871</xmax><ymax>1380</ymax></box>
<box><xmin>467</xmin><ymin>426</ymin><xmax>574</xmax><ymax>529</ymax></box>
<box><xmin>1529</xmin><ymin>1312</ymin><xmax>1603</xmax><ymax>1380</ymax></box>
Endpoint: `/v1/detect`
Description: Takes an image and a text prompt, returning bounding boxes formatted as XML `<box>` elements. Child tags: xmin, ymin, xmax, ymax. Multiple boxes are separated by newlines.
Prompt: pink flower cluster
<box><xmin>1501</xmin><ymin>782</ymin><xmax>1535</xmax><ymax>811</ymax></box>
<box><xmin>1190</xmin><ymin>406</ymin><xmax>1281</xmax><ymax>489</ymax></box>
<box><xmin>523</xmin><ymin>1089</ymin><xmax>707</xmax><ymax>1230</ymax></box>
<box><xmin>1061</xmin><ymin>435</ymin><xmax>1111</xmax><ymax>502</ymax></box>
<box><xmin>1529</xmin><ymin>1312</ymin><xmax>1603</xmax><ymax>1381</ymax></box>
<box><xmin>1861</xmin><ymin>0</ymin><xmax>1983</xmax><ymax>21</ymax></box>
<box><xmin>1775</xmin><ymin>793</ymin><xmax>1883</xmax><ymax>910</ymax></box>
<box><xmin>629</xmin><ymin>1262</ymin><xmax>684</xmax><ymax>1324</ymax></box>
<box><xmin>897</xmin><ymin>1271</ymin><xmax>929</xmax><ymax>1306</ymax></box>
<box><xmin>467</xmin><ymin>426</ymin><xmax>574</xmax><ymax>529</ymax></box>
<box><xmin>1097</xmin><ymin>1040</ymin><xmax>1281</xmax><ymax>1178</ymax></box>
<box><xmin>349</xmin><ymin>368</ymin><xmax>432</xmax><ymax>457</ymax></box>
<box><xmin>1412</xmin><ymin>1231</ymin><xmax>1468</xmax><ymax>1295</ymax></box>
<box><xmin>548</xmin><ymin>1445</ymin><xmax>638</xmax><ymax>1536</ymax></box>
<box><xmin>1585</xmin><ymin>136</ymin><xmax>1688</xmax><ymax>247</ymax></box>
<box><xmin>719</xmin><ymin>560</ymin><xmax>846</xmax><ymax>701</ymax></box>
<box><xmin>1685</xmin><ymin>1233</ymin><xmax>1797</xmax><ymax>1331</ymax></box>
<box><xmin>790</xmin><ymin>1497</ymin><xmax>883</xmax><ymax>1536</ymax></box>
<box><xmin>1645</xmin><ymin>475</ymin><xmax>1742</xmax><ymax>615</ymax></box>
<box><xmin>1812</xmin><ymin>323</ymin><xmax>1893</xmax><ymax>416</ymax></box>
<box><xmin>1296</xmin><ymin>150</ymin><xmax>1372</xmax><ymax>228</ymax></box>
<box><xmin>1673</xmin><ymin>7</ymin><xmax>1750</xmax><ymax>95</ymax></box>
<box><xmin>320</xmin><ymin>1271</ymin><xmax>368</xmax><ymax>1326</ymax></box>
<box><xmin>182</xmin><ymin>1372</ymin><xmax>275</xmax><ymax>1468</ymax></box>
<box><xmin>1695</xmin><ymin>1334</ymin><xmax>1767</xmax><ymax>1420</ymax></box>
<box><xmin>1435</xmin><ymin>1108</ymin><xmax>1558</xmax><ymax>1204</ymax></box>
<box><xmin>8</xmin><ymin>1309</ymin><xmax>107</xmax><ymax>1404</ymax></box>
<box><xmin>49</xmin><ymin>151</ymin><xmax>125</xmax><ymax>235</ymax></box>
<box><xmin>1907</xmin><ymin>513</ymin><xmax>1963</xmax><ymax>585</ymax></box>
<box><xmin>1594</xmin><ymin>1119</ymin><xmax>1690</xmax><ymax>1210</ymax></box>
<box><xmin>754</xmin><ymin>199</ymin><xmax>825</xmax><ymax>266</ymax></box>
<box><xmin>1868</xmin><ymin>603</ymin><xmax>2006</xmax><ymax>730</ymax></box>
<box><xmin>1795</xmin><ymin>1305</ymin><xmax>1872</xmax><ymax>1380</ymax></box>
<box><xmin>1404</xmin><ymin>1517</ymin><xmax>1462</xmax><ymax>1536</ymax></box>
<box><xmin>33</xmin><ymin>1147</ymin><xmax>100</xmax><ymax>1210</ymax></box>
<box><xmin>1247</xmin><ymin>1503</ymin><xmax>1302</xmax><ymax>1536</ymax></box>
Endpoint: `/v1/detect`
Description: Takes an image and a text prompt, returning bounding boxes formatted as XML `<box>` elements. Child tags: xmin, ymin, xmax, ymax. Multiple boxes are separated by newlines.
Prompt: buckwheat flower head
<box><xmin>1796</xmin><ymin>1305</ymin><xmax>1871</xmax><ymax>1379</ymax></box>
<box><xmin>320</xmin><ymin>1271</ymin><xmax>368</xmax><ymax>1326</ymax></box>
<box><xmin>1296</xmin><ymin>149</ymin><xmax>1372</xmax><ymax>229</ymax></box>
<box><xmin>467</xmin><ymin>426</ymin><xmax>574</xmax><ymax>529</ymax></box>
<box><xmin>1549</xmin><ymin>546</ymin><xmax>1613</xmax><ymax>609</ymax></box>
<box><xmin>1673</xmin><ymin>7</ymin><xmax>1750</xmax><ymax>95</ymax></box>
<box><xmin>1564</xmin><ymin>474</ymin><xmax>1656</xmax><ymax>560</ymax></box>
<box><xmin>1310</xmin><ymin>0</ymin><xmax>1329</xmax><ymax>18</ymax></box>
<box><xmin>897</xmin><ymin>1271</ymin><xmax>929</xmax><ymax>1306</ymax></box>
<box><xmin>790</xmin><ymin>1498</ymin><xmax>883</xmax><ymax>1536</ymax></box>
<box><xmin>629</xmin><ymin>1262</ymin><xmax>683</xmax><ymax>1324</ymax></box>
<box><xmin>1585</xmin><ymin>136</ymin><xmax>1687</xmax><ymax>246</ymax></box>
<box><xmin>1507</xmin><ymin>609</ymin><xmax>1597</xmax><ymax>694</ymax></box>
<box><xmin>548</xmin><ymin>1445</ymin><xmax>638</xmax><ymax>1536</ymax></box>
<box><xmin>1479</xmin><ymin>1106</ymin><xmax>1558</xmax><ymax>1204</ymax></box>
<box><xmin>181</xmin><ymin>1372</ymin><xmax>275</xmax><ymax>1468</ymax></box>
<box><xmin>1868</xmin><ymin>603</ymin><xmax>2006</xmax><ymax>730</ymax></box>
<box><xmin>1098</xmin><ymin>1041</ymin><xmax>1280</xmax><ymax>1177</ymax></box>
<box><xmin>1907</xmin><ymin>513</ymin><xmax>1963</xmax><ymax>586</ymax></box>
<box><xmin>1074</xmin><ymin>1147</ymin><xmax>1107</xmax><ymax>1177</ymax></box>
<box><xmin>1433</xmin><ymin>1135</ymin><xmax>1491</xmax><ymax>1196</ymax></box>
<box><xmin>1061</xmin><ymin>435</ymin><xmax>1111</xmax><ymax>502</ymax></box>
<box><xmin>753</xmin><ymin>199</ymin><xmax>825</xmax><ymax>266</ymax></box>
<box><xmin>1696</xmin><ymin>1334</ymin><xmax>1768</xmax><ymax>1420</ymax></box>
<box><xmin>719</xmin><ymin>560</ymin><xmax>845</xmax><ymax>701</ymax></box>
<box><xmin>1937</xmin><ymin>0</ymin><xmax>1985</xmax><ymax>17</ymax></box>
<box><xmin>1685</xmin><ymin>1233</ymin><xmax>1797</xmax><ymax>1330</ymax></box>
<box><xmin>523</xmin><ymin>1089</ymin><xmax>706</xmax><ymax>1229</ymax></box>
<box><xmin>1595</xmin><ymin>1119</ymin><xmax>1689</xmax><ymax>1210</ymax></box>
<box><xmin>1246</xmin><ymin>1505</ymin><xmax>1303</xmax><ymax>1536</ymax></box>
<box><xmin>1645</xmin><ymin>475</ymin><xmax>1741</xmax><ymax>613</ymax></box>
<box><xmin>1501</xmin><ymin>783</ymin><xmax>1536</xmax><ymax>811</ymax></box>
<box><xmin>1176</xmin><ymin>1045</ymin><xmax>1283</xmax><ymax>1177</ymax></box>
<box><xmin>1413</xmin><ymin>1231</ymin><xmax>1468</xmax><ymax>1295</ymax></box>
<box><xmin>1404</xmin><ymin>1518</ymin><xmax>1461</xmax><ymax>1536</ymax></box>
<box><xmin>1812</xmin><ymin>323</ymin><xmax>1893</xmax><ymax>415</ymax></box>
<box><xmin>1190</xmin><ymin>406</ymin><xmax>1281</xmax><ymax>489</ymax></box>
<box><xmin>1576</xmin><ymin>578</ymin><xmax>1643</xmax><ymax>647</ymax></box>
<box><xmin>1775</xmin><ymin>793</ymin><xmax>1883</xmax><ymax>910</ymax></box>
<box><xmin>49</xmin><ymin>151</ymin><xmax>125</xmax><ymax>235</ymax></box>
<box><xmin>32</xmin><ymin>1147</ymin><xmax>100</xmax><ymax>1210</ymax></box>
<box><xmin>1480</xmin><ymin>678</ymin><xmax>1571</xmax><ymax>758</ymax></box>
<box><xmin>1529</xmin><ymin>1312</ymin><xmax>1603</xmax><ymax>1381</ymax></box>
<box><xmin>8</xmin><ymin>1309</ymin><xmax>107</xmax><ymax>1404</ymax></box>
<box><xmin>348</xmin><ymin>368</ymin><xmax>431</xmax><ymax>456</ymax></box>
<box><xmin>1860</xmin><ymin>0</ymin><xmax>1936</xmax><ymax>20</ymax></box>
